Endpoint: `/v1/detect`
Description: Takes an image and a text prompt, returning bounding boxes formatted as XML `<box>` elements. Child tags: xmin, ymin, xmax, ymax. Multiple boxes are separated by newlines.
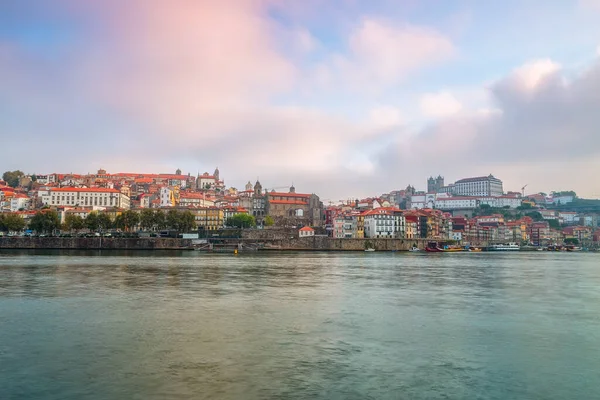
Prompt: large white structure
<box><xmin>363</xmin><ymin>208</ymin><xmax>405</xmax><ymax>239</ymax></box>
<box><xmin>39</xmin><ymin>187</ymin><xmax>130</xmax><ymax>209</ymax></box>
<box><xmin>452</xmin><ymin>175</ymin><xmax>503</xmax><ymax>197</ymax></box>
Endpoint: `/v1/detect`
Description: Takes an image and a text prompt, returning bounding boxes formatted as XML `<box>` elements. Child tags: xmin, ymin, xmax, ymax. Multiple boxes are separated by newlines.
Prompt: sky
<box><xmin>1</xmin><ymin>0</ymin><xmax>600</xmax><ymax>200</ymax></box>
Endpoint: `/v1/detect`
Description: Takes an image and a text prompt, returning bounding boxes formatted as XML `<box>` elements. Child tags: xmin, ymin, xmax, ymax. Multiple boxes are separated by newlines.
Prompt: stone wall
<box><xmin>0</xmin><ymin>237</ymin><xmax>192</xmax><ymax>250</ymax></box>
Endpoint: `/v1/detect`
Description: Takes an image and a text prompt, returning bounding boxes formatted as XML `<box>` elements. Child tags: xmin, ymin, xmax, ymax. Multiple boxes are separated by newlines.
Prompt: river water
<box><xmin>1</xmin><ymin>250</ymin><xmax>599</xmax><ymax>399</ymax></box>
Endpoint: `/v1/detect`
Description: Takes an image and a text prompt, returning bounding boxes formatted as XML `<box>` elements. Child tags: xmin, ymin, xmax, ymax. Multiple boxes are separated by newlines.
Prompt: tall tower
<box><xmin>254</xmin><ymin>180</ymin><xmax>262</xmax><ymax>196</ymax></box>
<box><xmin>289</xmin><ymin>183</ymin><xmax>296</xmax><ymax>193</ymax></box>
<box><xmin>245</xmin><ymin>181</ymin><xmax>253</xmax><ymax>191</ymax></box>
<box><xmin>176</xmin><ymin>168</ymin><xmax>181</xmax><ymax>176</ymax></box>
<box><xmin>214</xmin><ymin>167</ymin><xmax>220</xmax><ymax>181</ymax></box>
<box><xmin>436</xmin><ymin>175</ymin><xmax>444</xmax><ymax>192</ymax></box>
<box><xmin>427</xmin><ymin>177</ymin><xmax>435</xmax><ymax>193</ymax></box>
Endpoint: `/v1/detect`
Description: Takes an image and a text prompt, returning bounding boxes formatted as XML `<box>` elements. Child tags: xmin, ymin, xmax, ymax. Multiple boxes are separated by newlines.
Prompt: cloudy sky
<box><xmin>1</xmin><ymin>0</ymin><xmax>600</xmax><ymax>200</ymax></box>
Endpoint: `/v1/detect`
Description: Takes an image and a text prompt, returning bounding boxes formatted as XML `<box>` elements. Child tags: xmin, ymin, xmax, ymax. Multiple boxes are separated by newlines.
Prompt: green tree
<box><xmin>64</xmin><ymin>214</ymin><xmax>85</xmax><ymax>232</ymax></box>
<box><xmin>29</xmin><ymin>211</ymin><xmax>60</xmax><ymax>234</ymax></box>
<box><xmin>154</xmin><ymin>210</ymin><xmax>167</xmax><ymax>230</ymax></box>
<box><xmin>547</xmin><ymin>219</ymin><xmax>560</xmax><ymax>229</ymax></box>
<box><xmin>264</xmin><ymin>215</ymin><xmax>274</xmax><ymax>226</ymax></box>
<box><xmin>179</xmin><ymin>211</ymin><xmax>196</xmax><ymax>232</ymax></box>
<box><xmin>526</xmin><ymin>211</ymin><xmax>544</xmax><ymax>222</ymax></box>
<box><xmin>122</xmin><ymin>210</ymin><xmax>140</xmax><ymax>232</ymax></box>
<box><xmin>0</xmin><ymin>213</ymin><xmax>26</xmax><ymax>232</ymax></box>
<box><xmin>166</xmin><ymin>209</ymin><xmax>181</xmax><ymax>230</ymax></box>
<box><xmin>140</xmin><ymin>209</ymin><xmax>156</xmax><ymax>231</ymax></box>
<box><xmin>564</xmin><ymin>238</ymin><xmax>579</xmax><ymax>245</ymax></box>
<box><xmin>114</xmin><ymin>214</ymin><xmax>125</xmax><ymax>231</ymax></box>
<box><xmin>86</xmin><ymin>212</ymin><xmax>100</xmax><ymax>231</ymax></box>
<box><xmin>97</xmin><ymin>213</ymin><xmax>113</xmax><ymax>231</ymax></box>
<box><xmin>2</xmin><ymin>170</ymin><xmax>24</xmax><ymax>188</ymax></box>
<box><xmin>226</xmin><ymin>213</ymin><xmax>256</xmax><ymax>228</ymax></box>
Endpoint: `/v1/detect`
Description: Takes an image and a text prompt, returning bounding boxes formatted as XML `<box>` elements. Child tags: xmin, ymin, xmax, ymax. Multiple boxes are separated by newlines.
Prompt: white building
<box><xmin>558</xmin><ymin>212</ymin><xmax>578</xmax><ymax>225</ymax></box>
<box><xmin>160</xmin><ymin>187</ymin><xmax>176</xmax><ymax>207</ymax></box>
<box><xmin>39</xmin><ymin>187</ymin><xmax>130</xmax><ymax>209</ymax></box>
<box><xmin>10</xmin><ymin>194</ymin><xmax>31</xmax><ymax>212</ymax></box>
<box><xmin>363</xmin><ymin>208</ymin><xmax>405</xmax><ymax>239</ymax></box>
<box><xmin>452</xmin><ymin>175</ymin><xmax>503</xmax><ymax>197</ymax></box>
<box><xmin>434</xmin><ymin>196</ymin><xmax>478</xmax><ymax>210</ymax></box>
<box><xmin>299</xmin><ymin>226</ymin><xmax>315</xmax><ymax>237</ymax></box>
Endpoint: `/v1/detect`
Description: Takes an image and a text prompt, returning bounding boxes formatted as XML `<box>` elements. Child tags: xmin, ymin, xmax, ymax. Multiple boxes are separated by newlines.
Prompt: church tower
<box><xmin>245</xmin><ymin>181</ymin><xmax>253</xmax><ymax>191</ymax></box>
<box><xmin>254</xmin><ymin>180</ymin><xmax>262</xmax><ymax>196</ymax></box>
<box><xmin>214</xmin><ymin>167</ymin><xmax>220</xmax><ymax>181</ymax></box>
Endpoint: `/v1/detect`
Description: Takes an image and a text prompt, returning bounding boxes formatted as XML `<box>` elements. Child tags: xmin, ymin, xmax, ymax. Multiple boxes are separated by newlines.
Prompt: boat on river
<box><xmin>364</xmin><ymin>248</ymin><xmax>375</xmax><ymax>252</ymax></box>
<box><xmin>488</xmin><ymin>243</ymin><xmax>520</xmax><ymax>251</ymax></box>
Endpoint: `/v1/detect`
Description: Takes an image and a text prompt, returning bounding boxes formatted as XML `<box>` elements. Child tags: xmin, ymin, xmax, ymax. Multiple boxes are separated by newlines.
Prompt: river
<box><xmin>1</xmin><ymin>250</ymin><xmax>599</xmax><ymax>399</ymax></box>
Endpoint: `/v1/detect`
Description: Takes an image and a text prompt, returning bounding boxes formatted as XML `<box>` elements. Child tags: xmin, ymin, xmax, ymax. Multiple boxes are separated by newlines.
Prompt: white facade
<box><xmin>160</xmin><ymin>187</ymin><xmax>175</xmax><ymax>207</ymax></box>
<box><xmin>435</xmin><ymin>197</ymin><xmax>478</xmax><ymax>210</ymax></box>
<box><xmin>558</xmin><ymin>212</ymin><xmax>578</xmax><ymax>224</ymax></box>
<box><xmin>39</xmin><ymin>188</ymin><xmax>130</xmax><ymax>209</ymax></box>
<box><xmin>299</xmin><ymin>227</ymin><xmax>315</xmax><ymax>237</ymax></box>
<box><xmin>452</xmin><ymin>175</ymin><xmax>503</xmax><ymax>197</ymax></box>
<box><xmin>10</xmin><ymin>196</ymin><xmax>31</xmax><ymax>212</ymax></box>
<box><xmin>364</xmin><ymin>210</ymin><xmax>405</xmax><ymax>239</ymax></box>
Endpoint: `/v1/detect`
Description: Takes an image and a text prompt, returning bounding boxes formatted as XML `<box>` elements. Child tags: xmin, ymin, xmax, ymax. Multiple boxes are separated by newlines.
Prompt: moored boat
<box><xmin>488</xmin><ymin>242</ymin><xmax>520</xmax><ymax>251</ymax></box>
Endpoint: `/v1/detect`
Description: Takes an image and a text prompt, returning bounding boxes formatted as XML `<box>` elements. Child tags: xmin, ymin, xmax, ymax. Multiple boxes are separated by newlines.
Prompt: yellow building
<box><xmin>191</xmin><ymin>207</ymin><xmax>224</xmax><ymax>231</ymax></box>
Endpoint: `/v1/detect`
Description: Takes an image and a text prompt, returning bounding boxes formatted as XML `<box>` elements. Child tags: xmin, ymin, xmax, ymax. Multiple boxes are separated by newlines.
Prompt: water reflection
<box><xmin>1</xmin><ymin>251</ymin><xmax>600</xmax><ymax>399</ymax></box>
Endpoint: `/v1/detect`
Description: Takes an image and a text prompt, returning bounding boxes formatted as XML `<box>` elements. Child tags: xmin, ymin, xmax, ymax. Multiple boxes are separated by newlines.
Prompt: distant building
<box><xmin>39</xmin><ymin>187</ymin><xmax>130</xmax><ymax>209</ymax></box>
<box><xmin>427</xmin><ymin>175</ymin><xmax>445</xmax><ymax>193</ymax></box>
<box><xmin>452</xmin><ymin>174</ymin><xmax>503</xmax><ymax>197</ymax></box>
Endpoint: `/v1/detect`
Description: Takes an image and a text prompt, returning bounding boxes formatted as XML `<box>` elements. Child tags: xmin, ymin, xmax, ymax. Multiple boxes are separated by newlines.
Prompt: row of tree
<box><xmin>1</xmin><ymin>209</ymin><xmax>269</xmax><ymax>234</ymax></box>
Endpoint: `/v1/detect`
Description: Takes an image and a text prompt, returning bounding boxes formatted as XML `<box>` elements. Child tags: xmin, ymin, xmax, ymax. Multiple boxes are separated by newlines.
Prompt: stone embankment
<box><xmin>0</xmin><ymin>237</ymin><xmax>192</xmax><ymax>250</ymax></box>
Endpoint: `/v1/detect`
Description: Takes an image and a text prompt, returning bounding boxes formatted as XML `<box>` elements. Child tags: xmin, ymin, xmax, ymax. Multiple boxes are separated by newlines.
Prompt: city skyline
<box><xmin>2</xmin><ymin>1</ymin><xmax>600</xmax><ymax>199</ymax></box>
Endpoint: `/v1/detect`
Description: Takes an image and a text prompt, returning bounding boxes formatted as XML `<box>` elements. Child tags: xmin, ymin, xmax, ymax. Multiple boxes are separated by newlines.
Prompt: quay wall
<box><xmin>0</xmin><ymin>237</ymin><xmax>192</xmax><ymax>250</ymax></box>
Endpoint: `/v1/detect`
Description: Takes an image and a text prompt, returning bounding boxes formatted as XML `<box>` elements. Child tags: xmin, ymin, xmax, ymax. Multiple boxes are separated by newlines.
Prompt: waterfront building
<box><xmin>39</xmin><ymin>187</ymin><xmax>130</xmax><ymax>209</ymax></box>
<box><xmin>299</xmin><ymin>226</ymin><xmax>315</xmax><ymax>237</ymax></box>
<box><xmin>266</xmin><ymin>185</ymin><xmax>323</xmax><ymax>227</ymax></box>
<box><xmin>363</xmin><ymin>208</ymin><xmax>405</xmax><ymax>239</ymax></box>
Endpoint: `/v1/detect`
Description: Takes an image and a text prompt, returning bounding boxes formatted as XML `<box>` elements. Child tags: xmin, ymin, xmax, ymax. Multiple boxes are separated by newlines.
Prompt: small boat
<box><xmin>364</xmin><ymin>248</ymin><xmax>375</xmax><ymax>252</ymax></box>
<box><xmin>409</xmin><ymin>247</ymin><xmax>421</xmax><ymax>252</ymax></box>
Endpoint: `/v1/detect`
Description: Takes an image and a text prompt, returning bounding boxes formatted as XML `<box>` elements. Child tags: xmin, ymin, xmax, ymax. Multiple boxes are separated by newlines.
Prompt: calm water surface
<box><xmin>1</xmin><ymin>250</ymin><xmax>599</xmax><ymax>399</ymax></box>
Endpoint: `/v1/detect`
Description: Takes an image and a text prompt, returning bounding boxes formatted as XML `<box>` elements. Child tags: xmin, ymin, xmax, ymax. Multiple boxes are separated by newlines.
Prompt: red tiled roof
<box><xmin>268</xmin><ymin>192</ymin><xmax>311</xmax><ymax>198</ymax></box>
<box><xmin>299</xmin><ymin>226</ymin><xmax>314</xmax><ymax>232</ymax></box>
<box><xmin>269</xmin><ymin>200</ymin><xmax>308</xmax><ymax>205</ymax></box>
<box><xmin>51</xmin><ymin>187</ymin><xmax>120</xmax><ymax>193</ymax></box>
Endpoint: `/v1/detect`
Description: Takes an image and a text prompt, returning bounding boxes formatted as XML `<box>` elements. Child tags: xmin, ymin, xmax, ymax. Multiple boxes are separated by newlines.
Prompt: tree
<box><xmin>0</xmin><ymin>213</ymin><xmax>26</xmax><ymax>232</ymax></box>
<box><xmin>154</xmin><ymin>210</ymin><xmax>167</xmax><ymax>230</ymax></box>
<box><xmin>120</xmin><ymin>210</ymin><xmax>140</xmax><ymax>232</ymax></box>
<box><xmin>64</xmin><ymin>214</ymin><xmax>85</xmax><ymax>232</ymax></box>
<box><xmin>2</xmin><ymin>170</ymin><xmax>24</xmax><ymax>188</ymax></box>
<box><xmin>97</xmin><ymin>213</ymin><xmax>113</xmax><ymax>231</ymax></box>
<box><xmin>166</xmin><ymin>210</ymin><xmax>181</xmax><ymax>230</ymax></box>
<box><xmin>526</xmin><ymin>211</ymin><xmax>544</xmax><ymax>222</ymax></box>
<box><xmin>565</xmin><ymin>238</ymin><xmax>579</xmax><ymax>245</ymax></box>
<box><xmin>226</xmin><ymin>213</ymin><xmax>256</xmax><ymax>228</ymax></box>
<box><xmin>29</xmin><ymin>211</ymin><xmax>60</xmax><ymax>234</ymax></box>
<box><xmin>114</xmin><ymin>214</ymin><xmax>125</xmax><ymax>231</ymax></box>
<box><xmin>264</xmin><ymin>215</ymin><xmax>274</xmax><ymax>227</ymax></box>
<box><xmin>86</xmin><ymin>212</ymin><xmax>100</xmax><ymax>231</ymax></box>
<box><xmin>547</xmin><ymin>219</ymin><xmax>560</xmax><ymax>229</ymax></box>
<box><xmin>179</xmin><ymin>211</ymin><xmax>196</xmax><ymax>232</ymax></box>
<box><xmin>140</xmin><ymin>209</ymin><xmax>156</xmax><ymax>231</ymax></box>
